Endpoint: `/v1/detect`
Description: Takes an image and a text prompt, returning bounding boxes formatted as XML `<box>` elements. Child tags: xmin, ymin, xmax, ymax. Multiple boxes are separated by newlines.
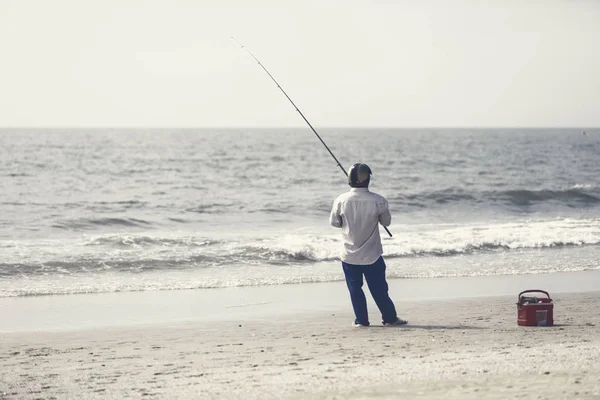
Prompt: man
<box><xmin>329</xmin><ymin>163</ymin><xmax>407</xmax><ymax>327</ymax></box>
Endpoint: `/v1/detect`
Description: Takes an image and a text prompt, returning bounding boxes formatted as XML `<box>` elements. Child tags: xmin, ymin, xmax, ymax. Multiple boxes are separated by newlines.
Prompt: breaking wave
<box><xmin>2</xmin><ymin>217</ymin><xmax>600</xmax><ymax>282</ymax></box>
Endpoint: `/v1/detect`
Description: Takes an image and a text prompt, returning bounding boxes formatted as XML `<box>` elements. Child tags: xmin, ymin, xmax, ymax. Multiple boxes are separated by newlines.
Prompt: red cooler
<box><xmin>517</xmin><ymin>290</ymin><xmax>554</xmax><ymax>326</ymax></box>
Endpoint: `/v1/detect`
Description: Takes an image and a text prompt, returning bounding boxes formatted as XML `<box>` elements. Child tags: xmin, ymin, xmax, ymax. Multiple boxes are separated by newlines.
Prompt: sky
<box><xmin>1</xmin><ymin>0</ymin><xmax>599</xmax><ymax>128</ymax></box>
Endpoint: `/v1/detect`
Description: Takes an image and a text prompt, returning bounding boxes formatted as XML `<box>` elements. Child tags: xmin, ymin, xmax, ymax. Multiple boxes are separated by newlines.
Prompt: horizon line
<box><xmin>0</xmin><ymin>126</ymin><xmax>597</xmax><ymax>130</ymax></box>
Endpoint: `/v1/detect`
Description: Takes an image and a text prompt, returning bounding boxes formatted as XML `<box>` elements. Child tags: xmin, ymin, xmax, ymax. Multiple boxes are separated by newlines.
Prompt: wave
<box><xmin>400</xmin><ymin>189</ymin><xmax>477</xmax><ymax>205</ymax></box>
<box><xmin>0</xmin><ymin>257</ymin><xmax>214</xmax><ymax>278</ymax></box>
<box><xmin>3</xmin><ymin>217</ymin><xmax>600</xmax><ymax>279</ymax></box>
<box><xmin>2</xmin><ymin>215</ymin><xmax>600</xmax><ymax>296</ymax></box>
<box><xmin>497</xmin><ymin>188</ymin><xmax>600</xmax><ymax>206</ymax></box>
<box><xmin>392</xmin><ymin>186</ymin><xmax>600</xmax><ymax>209</ymax></box>
<box><xmin>3</xmin><ymin>262</ymin><xmax>599</xmax><ymax>297</ymax></box>
<box><xmin>0</xmin><ymin>246</ymin><xmax>331</xmax><ymax>278</ymax></box>
<box><xmin>185</xmin><ymin>204</ymin><xmax>234</xmax><ymax>214</ymax></box>
<box><xmin>233</xmin><ymin>245</ymin><xmax>334</xmax><ymax>263</ymax></box>
<box><xmin>91</xmin><ymin>200</ymin><xmax>147</xmax><ymax>210</ymax></box>
<box><xmin>385</xmin><ymin>239</ymin><xmax>600</xmax><ymax>258</ymax></box>
<box><xmin>11</xmin><ymin>237</ymin><xmax>600</xmax><ymax>270</ymax></box>
<box><xmin>83</xmin><ymin>235</ymin><xmax>218</xmax><ymax>248</ymax></box>
<box><xmin>52</xmin><ymin>217</ymin><xmax>154</xmax><ymax>231</ymax></box>
<box><xmin>5</xmin><ymin>172</ymin><xmax>30</xmax><ymax>177</ymax></box>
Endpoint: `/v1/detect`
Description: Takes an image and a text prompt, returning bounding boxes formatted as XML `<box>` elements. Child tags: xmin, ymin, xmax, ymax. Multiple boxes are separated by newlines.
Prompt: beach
<box><xmin>2</xmin><ymin>272</ymin><xmax>599</xmax><ymax>399</ymax></box>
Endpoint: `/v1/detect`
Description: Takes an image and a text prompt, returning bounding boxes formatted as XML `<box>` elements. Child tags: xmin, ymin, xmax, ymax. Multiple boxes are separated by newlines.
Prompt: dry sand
<box><xmin>1</xmin><ymin>290</ymin><xmax>599</xmax><ymax>399</ymax></box>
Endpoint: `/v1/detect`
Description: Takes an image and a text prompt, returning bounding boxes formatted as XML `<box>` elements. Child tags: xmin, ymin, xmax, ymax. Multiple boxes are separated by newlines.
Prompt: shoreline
<box><xmin>1</xmin><ymin>269</ymin><xmax>599</xmax><ymax>333</ymax></box>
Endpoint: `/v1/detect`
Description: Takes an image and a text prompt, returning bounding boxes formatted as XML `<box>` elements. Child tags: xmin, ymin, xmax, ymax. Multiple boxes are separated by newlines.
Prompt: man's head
<box><xmin>348</xmin><ymin>163</ymin><xmax>372</xmax><ymax>188</ymax></box>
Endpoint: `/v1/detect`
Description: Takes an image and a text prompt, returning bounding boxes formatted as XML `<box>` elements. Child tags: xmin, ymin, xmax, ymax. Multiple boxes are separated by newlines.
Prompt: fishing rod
<box><xmin>232</xmin><ymin>37</ymin><xmax>392</xmax><ymax>237</ymax></box>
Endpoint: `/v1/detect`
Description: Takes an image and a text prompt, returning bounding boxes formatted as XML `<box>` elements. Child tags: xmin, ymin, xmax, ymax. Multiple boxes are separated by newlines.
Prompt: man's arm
<box><xmin>378</xmin><ymin>199</ymin><xmax>392</xmax><ymax>227</ymax></box>
<box><xmin>329</xmin><ymin>199</ymin><xmax>342</xmax><ymax>228</ymax></box>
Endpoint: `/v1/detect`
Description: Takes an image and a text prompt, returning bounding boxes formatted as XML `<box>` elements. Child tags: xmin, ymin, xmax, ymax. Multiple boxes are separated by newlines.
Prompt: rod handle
<box><xmin>383</xmin><ymin>225</ymin><xmax>392</xmax><ymax>237</ymax></box>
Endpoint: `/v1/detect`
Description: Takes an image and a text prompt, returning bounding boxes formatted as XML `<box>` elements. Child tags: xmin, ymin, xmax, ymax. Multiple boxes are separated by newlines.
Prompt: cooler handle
<box><xmin>518</xmin><ymin>290</ymin><xmax>551</xmax><ymax>300</ymax></box>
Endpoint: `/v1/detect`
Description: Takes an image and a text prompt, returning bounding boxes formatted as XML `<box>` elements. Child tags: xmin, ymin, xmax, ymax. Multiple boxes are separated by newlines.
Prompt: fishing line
<box><xmin>233</xmin><ymin>37</ymin><xmax>392</xmax><ymax>237</ymax></box>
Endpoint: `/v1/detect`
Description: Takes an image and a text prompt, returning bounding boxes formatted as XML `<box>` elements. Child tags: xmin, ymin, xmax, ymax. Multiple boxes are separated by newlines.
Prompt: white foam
<box><xmin>1</xmin><ymin>217</ymin><xmax>600</xmax><ymax>296</ymax></box>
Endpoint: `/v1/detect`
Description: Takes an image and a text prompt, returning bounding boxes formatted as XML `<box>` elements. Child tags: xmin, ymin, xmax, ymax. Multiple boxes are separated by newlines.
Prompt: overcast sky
<box><xmin>1</xmin><ymin>0</ymin><xmax>599</xmax><ymax>128</ymax></box>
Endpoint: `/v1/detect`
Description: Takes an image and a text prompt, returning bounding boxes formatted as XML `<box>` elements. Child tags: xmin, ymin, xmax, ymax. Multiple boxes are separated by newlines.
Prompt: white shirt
<box><xmin>329</xmin><ymin>187</ymin><xmax>392</xmax><ymax>265</ymax></box>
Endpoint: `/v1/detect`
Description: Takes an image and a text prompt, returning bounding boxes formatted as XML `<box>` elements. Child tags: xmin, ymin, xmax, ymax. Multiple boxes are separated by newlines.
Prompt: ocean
<box><xmin>1</xmin><ymin>128</ymin><xmax>599</xmax><ymax>297</ymax></box>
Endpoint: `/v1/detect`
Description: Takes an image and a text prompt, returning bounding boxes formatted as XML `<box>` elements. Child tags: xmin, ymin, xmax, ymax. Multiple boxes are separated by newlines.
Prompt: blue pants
<box><xmin>342</xmin><ymin>256</ymin><xmax>397</xmax><ymax>326</ymax></box>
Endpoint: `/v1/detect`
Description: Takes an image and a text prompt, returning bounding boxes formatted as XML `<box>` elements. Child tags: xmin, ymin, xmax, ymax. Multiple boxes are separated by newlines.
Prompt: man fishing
<box><xmin>330</xmin><ymin>163</ymin><xmax>407</xmax><ymax>327</ymax></box>
<box><xmin>233</xmin><ymin>40</ymin><xmax>404</xmax><ymax>326</ymax></box>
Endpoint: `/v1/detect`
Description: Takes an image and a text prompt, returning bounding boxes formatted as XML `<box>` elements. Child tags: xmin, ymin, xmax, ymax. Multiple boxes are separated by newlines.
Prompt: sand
<box><xmin>1</xmin><ymin>282</ymin><xmax>599</xmax><ymax>399</ymax></box>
